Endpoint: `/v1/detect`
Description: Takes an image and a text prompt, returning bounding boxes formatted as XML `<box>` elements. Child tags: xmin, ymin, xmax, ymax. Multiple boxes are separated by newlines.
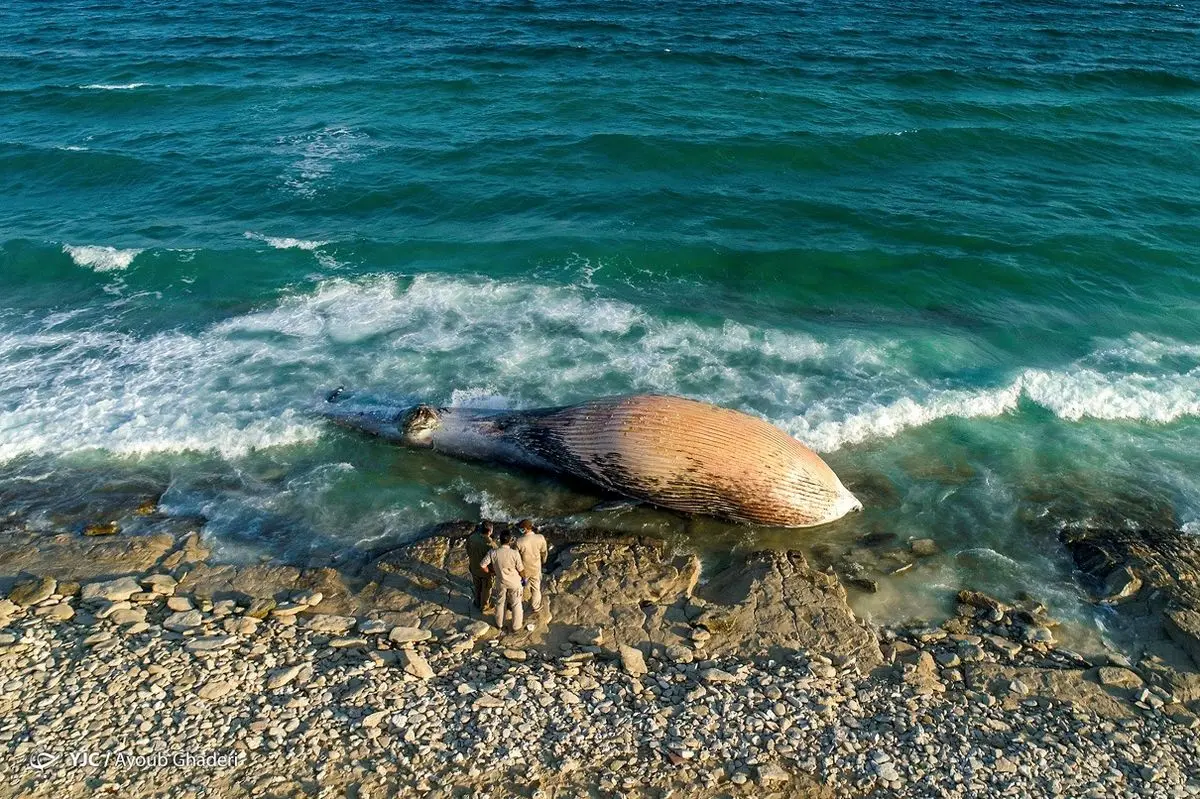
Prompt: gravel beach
<box><xmin>3</xmin><ymin>521</ymin><xmax>1200</xmax><ymax>798</ymax></box>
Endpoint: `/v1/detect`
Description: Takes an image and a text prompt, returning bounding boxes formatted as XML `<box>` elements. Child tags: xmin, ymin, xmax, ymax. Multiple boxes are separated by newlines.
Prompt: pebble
<box><xmin>399</xmin><ymin>649</ymin><xmax>435</xmax><ymax>680</ymax></box>
<box><xmin>7</xmin><ymin>563</ymin><xmax>1200</xmax><ymax>799</ymax></box>
<box><xmin>245</xmin><ymin>598</ymin><xmax>276</xmax><ymax>618</ymax></box>
<box><xmin>619</xmin><ymin>644</ymin><xmax>648</xmax><ymax>676</ymax></box>
<box><xmin>224</xmin><ymin>617</ymin><xmax>259</xmax><ymax>636</ymax></box>
<box><xmin>185</xmin><ymin>635</ymin><xmax>236</xmax><ymax>653</ymax></box>
<box><xmin>39</xmin><ymin>603</ymin><xmax>76</xmax><ymax>622</ymax></box>
<box><xmin>267</xmin><ymin>665</ymin><xmax>304</xmax><ymax>690</ymax></box>
<box><xmin>358</xmin><ymin>619</ymin><xmax>389</xmax><ymax>635</ymax></box>
<box><xmin>140</xmin><ymin>574</ymin><xmax>178</xmax><ymax>595</ymax></box>
<box><xmin>303</xmin><ymin>614</ymin><xmax>357</xmax><ymax>633</ymax></box>
<box><xmin>388</xmin><ymin>626</ymin><xmax>433</xmax><ymax>644</ymax></box>
<box><xmin>330</xmin><ymin>637</ymin><xmax>368</xmax><ymax>648</ymax></box>
<box><xmin>293</xmin><ymin>590</ymin><xmax>324</xmax><ymax>606</ymax></box>
<box><xmin>197</xmin><ymin>680</ymin><xmax>236</xmax><ymax>701</ymax></box>
<box><xmin>109</xmin><ymin>608</ymin><xmax>148</xmax><ymax>626</ymax></box>
<box><xmin>757</xmin><ymin>763</ymin><xmax>790</xmax><ymax>784</ymax></box>
<box><xmin>700</xmin><ymin>668</ymin><xmax>737</xmax><ymax>683</ymax></box>
<box><xmin>80</xmin><ymin>577</ymin><xmax>142</xmax><ymax>603</ymax></box>
<box><xmin>164</xmin><ymin>610</ymin><xmax>203</xmax><ymax>631</ymax></box>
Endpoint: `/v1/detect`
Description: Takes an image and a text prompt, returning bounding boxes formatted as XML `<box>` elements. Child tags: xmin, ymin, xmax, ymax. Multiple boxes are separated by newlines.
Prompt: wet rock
<box><xmin>82</xmin><ymin>522</ymin><xmax>121</xmax><ymax>537</ymax></box>
<box><xmin>847</xmin><ymin>576</ymin><xmax>878</xmax><ymax>593</ymax></box>
<box><xmin>910</xmin><ymin>538</ymin><xmax>939</xmax><ymax>557</ymax></box>
<box><xmin>957</xmin><ymin>590</ymin><xmax>1007</xmax><ymax>622</ymax></box>
<box><xmin>1103</xmin><ymin>567</ymin><xmax>1142</xmax><ymax>602</ymax></box>
<box><xmin>8</xmin><ymin>576</ymin><xmax>56</xmax><ymax>607</ymax></box>
<box><xmin>1062</xmin><ymin>526</ymin><xmax>1200</xmax><ymax>671</ymax></box>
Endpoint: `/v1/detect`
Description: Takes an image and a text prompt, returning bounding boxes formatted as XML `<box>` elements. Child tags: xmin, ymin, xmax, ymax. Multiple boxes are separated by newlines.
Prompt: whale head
<box><xmin>318</xmin><ymin>387</ymin><xmax>441</xmax><ymax>447</ymax></box>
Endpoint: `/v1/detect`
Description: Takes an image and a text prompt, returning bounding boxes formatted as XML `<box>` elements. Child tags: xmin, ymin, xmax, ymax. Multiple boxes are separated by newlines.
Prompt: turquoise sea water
<box><xmin>2</xmin><ymin>0</ymin><xmax>1199</xmax><ymax>634</ymax></box>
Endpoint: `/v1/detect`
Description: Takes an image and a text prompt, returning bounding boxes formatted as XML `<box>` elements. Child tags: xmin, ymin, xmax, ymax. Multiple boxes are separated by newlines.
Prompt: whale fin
<box><xmin>590</xmin><ymin>498</ymin><xmax>644</xmax><ymax>513</ymax></box>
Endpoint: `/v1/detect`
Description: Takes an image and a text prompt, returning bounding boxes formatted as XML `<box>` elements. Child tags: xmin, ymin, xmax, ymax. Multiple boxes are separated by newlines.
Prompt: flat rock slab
<box><xmin>965</xmin><ymin>663</ymin><xmax>1133</xmax><ymax>718</ymax></box>
<box><xmin>695</xmin><ymin>550</ymin><xmax>883</xmax><ymax>668</ymax></box>
<box><xmin>0</xmin><ymin>520</ymin><xmax>882</xmax><ymax>679</ymax></box>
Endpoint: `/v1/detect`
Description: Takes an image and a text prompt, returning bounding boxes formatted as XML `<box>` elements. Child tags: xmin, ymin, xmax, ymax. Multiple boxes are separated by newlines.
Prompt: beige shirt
<box><xmin>481</xmin><ymin>545</ymin><xmax>525</xmax><ymax>590</ymax></box>
<box><xmin>515</xmin><ymin>532</ymin><xmax>548</xmax><ymax>576</ymax></box>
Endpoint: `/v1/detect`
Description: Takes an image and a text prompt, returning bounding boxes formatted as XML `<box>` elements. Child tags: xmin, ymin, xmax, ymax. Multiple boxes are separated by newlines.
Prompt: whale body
<box><xmin>320</xmin><ymin>391</ymin><xmax>862</xmax><ymax>528</ymax></box>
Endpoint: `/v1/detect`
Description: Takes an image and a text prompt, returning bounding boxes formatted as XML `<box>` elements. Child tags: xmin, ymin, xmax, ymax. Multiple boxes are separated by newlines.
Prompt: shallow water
<box><xmin>2</xmin><ymin>0</ymin><xmax>1199</xmax><ymax>640</ymax></box>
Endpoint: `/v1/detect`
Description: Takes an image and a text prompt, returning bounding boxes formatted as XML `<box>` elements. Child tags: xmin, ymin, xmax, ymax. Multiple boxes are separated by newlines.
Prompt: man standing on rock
<box><xmin>466</xmin><ymin>521</ymin><xmax>497</xmax><ymax>613</ymax></box>
<box><xmin>481</xmin><ymin>530</ymin><xmax>525</xmax><ymax>632</ymax></box>
<box><xmin>515</xmin><ymin>519</ymin><xmax>549</xmax><ymax>615</ymax></box>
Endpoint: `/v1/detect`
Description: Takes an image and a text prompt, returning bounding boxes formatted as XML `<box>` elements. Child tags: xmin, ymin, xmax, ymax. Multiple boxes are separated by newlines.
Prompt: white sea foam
<box><xmin>244</xmin><ymin>231</ymin><xmax>329</xmax><ymax>251</ymax></box>
<box><xmin>80</xmin><ymin>83</ymin><xmax>148</xmax><ymax>90</ymax></box>
<box><xmin>0</xmin><ymin>273</ymin><xmax>1197</xmax><ymax>465</ymax></box>
<box><xmin>278</xmin><ymin>126</ymin><xmax>370</xmax><ymax>198</ymax></box>
<box><xmin>62</xmin><ymin>244</ymin><xmax>143</xmax><ymax>272</ymax></box>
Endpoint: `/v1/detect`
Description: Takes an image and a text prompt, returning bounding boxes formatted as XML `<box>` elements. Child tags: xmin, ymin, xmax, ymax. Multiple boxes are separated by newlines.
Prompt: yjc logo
<box><xmin>28</xmin><ymin>752</ymin><xmax>59</xmax><ymax>770</ymax></box>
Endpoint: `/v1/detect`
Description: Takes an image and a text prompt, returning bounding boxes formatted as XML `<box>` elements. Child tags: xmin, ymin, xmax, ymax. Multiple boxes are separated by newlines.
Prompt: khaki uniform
<box><xmin>481</xmin><ymin>545</ymin><xmax>525</xmax><ymax>631</ymax></box>
<box><xmin>515</xmin><ymin>531</ymin><xmax>549</xmax><ymax>612</ymax></box>
<box><xmin>465</xmin><ymin>530</ymin><xmax>496</xmax><ymax>612</ymax></box>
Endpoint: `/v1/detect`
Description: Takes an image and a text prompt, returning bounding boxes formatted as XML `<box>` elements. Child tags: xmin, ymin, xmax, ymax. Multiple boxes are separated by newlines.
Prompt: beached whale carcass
<box><xmin>320</xmin><ymin>391</ymin><xmax>862</xmax><ymax>528</ymax></box>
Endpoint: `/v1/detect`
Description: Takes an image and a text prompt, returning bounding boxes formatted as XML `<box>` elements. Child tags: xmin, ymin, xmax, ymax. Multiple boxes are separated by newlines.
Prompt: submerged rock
<box><xmin>1062</xmin><ymin>526</ymin><xmax>1200</xmax><ymax>675</ymax></box>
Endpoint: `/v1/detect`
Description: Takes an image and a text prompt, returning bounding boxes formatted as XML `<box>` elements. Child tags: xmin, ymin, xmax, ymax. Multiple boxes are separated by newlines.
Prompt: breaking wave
<box><xmin>61</xmin><ymin>244</ymin><xmax>143</xmax><ymax>272</ymax></box>
<box><xmin>0</xmin><ymin>273</ymin><xmax>1196</xmax><ymax>464</ymax></box>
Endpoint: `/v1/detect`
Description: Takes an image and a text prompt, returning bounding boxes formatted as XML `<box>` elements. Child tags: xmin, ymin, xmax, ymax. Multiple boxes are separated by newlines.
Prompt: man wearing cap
<box><xmin>465</xmin><ymin>521</ymin><xmax>497</xmax><ymax>613</ymax></box>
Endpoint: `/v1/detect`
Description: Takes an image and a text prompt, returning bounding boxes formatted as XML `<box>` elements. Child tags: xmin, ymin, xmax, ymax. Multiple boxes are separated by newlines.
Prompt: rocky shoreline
<box><xmin>3</xmin><ymin>521</ymin><xmax>1200</xmax><ymax>798</ymax></box>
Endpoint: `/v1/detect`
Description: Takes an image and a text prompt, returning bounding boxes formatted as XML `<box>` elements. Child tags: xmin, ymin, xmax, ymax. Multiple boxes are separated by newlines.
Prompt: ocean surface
<box><xmin>2</xmin><ymin>0</ymin><xmax>1199</xmax><ymax>640</ymax></box>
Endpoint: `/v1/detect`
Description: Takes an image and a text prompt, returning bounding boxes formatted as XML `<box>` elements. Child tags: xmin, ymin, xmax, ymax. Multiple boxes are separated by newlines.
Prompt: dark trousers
<box><xmin>471</xmin><ymin>571</ymin><xmax>494</xmax><ymax>611</ymax></box>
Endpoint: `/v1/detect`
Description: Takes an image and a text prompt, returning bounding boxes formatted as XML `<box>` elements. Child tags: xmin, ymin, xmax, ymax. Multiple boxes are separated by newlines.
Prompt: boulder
<box><xmin>618</xmin><ymin>644</ymin><xmax>648</xmax><ymax>676</ymax></box>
